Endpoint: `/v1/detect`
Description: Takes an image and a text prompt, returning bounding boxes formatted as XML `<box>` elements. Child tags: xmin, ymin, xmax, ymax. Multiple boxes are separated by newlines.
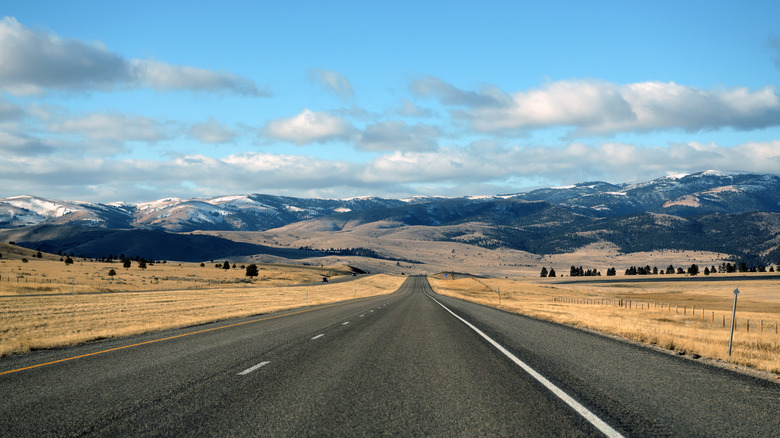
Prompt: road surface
<box><xmin>0</xmin><ymin>276</ymin><xmax>777</xmax><ymax>436</ymax></box>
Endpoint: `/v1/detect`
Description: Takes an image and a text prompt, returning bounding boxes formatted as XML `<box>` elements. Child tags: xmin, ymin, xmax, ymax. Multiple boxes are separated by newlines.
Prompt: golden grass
<box><xmin>429</xmin><ymin>275</ymin><xmax>780</xmax><ymax>375</ymax></box>
<box><xmin>0</xmin><ymin>256</ymin><xmax>405</xmax><ymax>356</ymax></box>
<box><xmin>0</xmin><ymin>257</ymin><xmax>355</xmax><ymax>295</ymax></box>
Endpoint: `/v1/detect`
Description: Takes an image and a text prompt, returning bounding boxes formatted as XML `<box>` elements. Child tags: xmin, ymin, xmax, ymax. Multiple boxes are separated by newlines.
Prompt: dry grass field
<box><xmin>429</xmin><ymin>274</ymin><xmax>780</xmax><ymax>376</ymax></box>
<box><xmin>0</xmin><ymin>253</ymin><xmax>405</xmax><ymax>356</ymax></box>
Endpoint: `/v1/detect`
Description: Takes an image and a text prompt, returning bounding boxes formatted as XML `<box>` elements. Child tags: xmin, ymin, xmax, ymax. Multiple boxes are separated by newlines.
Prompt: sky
<box><xmin>2</xmin><ymin>1</ymin><xmax>780</xmax><ymax>202</ymax></box>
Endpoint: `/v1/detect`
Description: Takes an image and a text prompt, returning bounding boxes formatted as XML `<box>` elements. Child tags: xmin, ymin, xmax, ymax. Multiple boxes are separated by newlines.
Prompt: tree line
<box><xmin>541</xmin><ymin>260</ymin><xmax>779</xmax><ymax>277</ymax></box>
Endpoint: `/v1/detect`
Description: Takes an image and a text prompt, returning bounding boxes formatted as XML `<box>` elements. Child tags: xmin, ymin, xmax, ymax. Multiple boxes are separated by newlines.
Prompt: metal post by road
<box><xmin>728</xmin><ymin>288</ymin><xmax>740</xmax><ymax>356</ymax></box>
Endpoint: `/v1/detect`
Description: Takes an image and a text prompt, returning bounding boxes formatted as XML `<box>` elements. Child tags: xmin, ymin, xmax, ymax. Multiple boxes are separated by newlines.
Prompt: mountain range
<box><xmin>1</xmin><ymin>170</ymin><xmax>779</xmax><ymax>266</ymax></box>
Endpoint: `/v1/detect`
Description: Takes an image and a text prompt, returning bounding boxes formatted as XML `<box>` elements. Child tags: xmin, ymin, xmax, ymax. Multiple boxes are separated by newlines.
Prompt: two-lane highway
<box><xmin>1</xmin><ymin>276</ymin><xmax>778</xmax><ymax>436</ymax></box>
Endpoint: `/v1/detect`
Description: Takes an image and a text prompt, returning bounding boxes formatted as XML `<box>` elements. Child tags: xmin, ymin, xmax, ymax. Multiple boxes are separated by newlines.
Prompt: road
<box><xmin>0</xmin><ymin>276</ymin><xmax>777</xmax><ymax>436</ymax></box>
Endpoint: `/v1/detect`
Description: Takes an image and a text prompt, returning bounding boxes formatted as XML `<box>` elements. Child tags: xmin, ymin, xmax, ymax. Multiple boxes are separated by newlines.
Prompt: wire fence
<box><xmin>552</xmin><ymin>296</ymin><xmax>779</xmax><ymax>335</ymax></box>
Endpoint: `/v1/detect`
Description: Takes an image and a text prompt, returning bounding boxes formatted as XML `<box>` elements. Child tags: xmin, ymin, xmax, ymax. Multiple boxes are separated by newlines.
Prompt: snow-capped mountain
<box><xmin>511</xmin><ymin>170</ymin><xmax>780</xmax><ymax>217</ymax></box>
<box><xmin>0</xmin><ymin>194</ymin><xmax>406</xmax><ymax>231</ymax></box>
<box><xmin>1</xmin><ymin>171</ymin><xmax>779</xmax><ymax>232</ymax></box>
<box><xmin>0</xmin><ymin>195</ymin><xmax>134</xmax><ymax>228</ymax></box>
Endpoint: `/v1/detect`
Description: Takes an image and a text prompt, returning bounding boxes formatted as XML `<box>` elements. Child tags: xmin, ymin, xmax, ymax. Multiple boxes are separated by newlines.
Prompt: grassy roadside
<box><xmin>428</xmin><ymin>275</ymin><xmax>780</xmax><ymax>376</ymax></box>
<box><xmin>0</xmin><ymin>273</ymin><xmax>405</xmax><ymax>356</ymax></box>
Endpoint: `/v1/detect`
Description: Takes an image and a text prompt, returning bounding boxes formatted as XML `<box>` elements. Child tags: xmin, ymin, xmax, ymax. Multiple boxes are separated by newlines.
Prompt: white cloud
<box><xmin>0</xmin><ymin>17</ymin><xmax>266</xmax><ymax>96</ymax></box>
<box><xmin>1</xmin><ymin>140</ymin><xmax>779</xmax><ymax>202</ymax></box>
<box><xmin>411</xmin><ymin>76</ymin><xmax>510</xmax><ymax>107</ymax></box>
<box><xmin>396</xmin><ymin>99</ymin><xmax>436</xmax><ymax>118</ymax></box>
<box><xmin>362</xmin><ymin>140</ymin><xmax>780</xmax><ymax>189</ymax></box>
<box><xmin>48</xmin><ymin>112</ymin><xmax>173</xmax><ymax>143</ymax></box>
<box><xmin>308</xmin><ymin>68</ymin><xmax>354</xmax><ymax>100</ymax></box>
<box><xmin>0</xmin><ymin>131</ymin><xmax>57</xmax><ymax>156</ymax></box>
<box><xmin>189</xmin><ymin>118</ymin><xmax>236</xmax><ymax>144</ymax></box>
<box><xmin>263</xmin><ymin>109</ymin><xmax>354</xmax><ymax>145</ymax></box>
<box><xmin>413</xmin><ymin>77</ymin><xmax>780</xmax><ymax>135</ymax></box>
<box><xmin>130</xmin><ymin>59</ymin><xmax>266</xmax><ymax>96</ymax></box>
<box><xmin>356</xmin><ymin>121</ymin><xmax>439</xmax><ymax>151</ymax></box>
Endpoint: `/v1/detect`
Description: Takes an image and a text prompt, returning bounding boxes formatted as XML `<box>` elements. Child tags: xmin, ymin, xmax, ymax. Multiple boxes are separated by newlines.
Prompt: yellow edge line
<box><xmin>0</xmin><ymin>298</ymin><xmax>367</xmax><ymax>377</ymax></box>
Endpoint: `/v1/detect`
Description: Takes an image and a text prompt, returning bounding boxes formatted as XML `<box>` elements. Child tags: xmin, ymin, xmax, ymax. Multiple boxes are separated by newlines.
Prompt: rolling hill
<box><xmin>1</xmin><ymin>170</ymin><xmax>779</xmax><ymax>268</ymax></box>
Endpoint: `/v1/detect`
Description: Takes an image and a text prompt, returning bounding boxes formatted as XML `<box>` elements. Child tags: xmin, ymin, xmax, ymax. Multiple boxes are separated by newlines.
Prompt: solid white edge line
<box><xmin>425</xmin><ymin>292</ymin><xmax>624</xmax><ymax>438</ymax></box>
<box><xmin>311</xmin><ymin>333</ymin><xmax>325</xmax><ymax>340</ymax></box>
<box><xmin>238</xmin><ymin>361</ymin><xmax>270</xmax><ymax>376</ymax></box>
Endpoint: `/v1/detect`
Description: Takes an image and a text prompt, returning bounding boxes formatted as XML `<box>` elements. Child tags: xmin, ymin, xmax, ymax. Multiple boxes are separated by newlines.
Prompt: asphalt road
<box><xmin>1</xmin><ymin>276</ymin><xmax>778</xmax><ymax>436</ymax></box>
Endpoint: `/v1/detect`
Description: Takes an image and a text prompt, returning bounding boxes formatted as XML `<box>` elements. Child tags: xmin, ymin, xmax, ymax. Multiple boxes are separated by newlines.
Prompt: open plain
<box><xmin>429</xmin><ymin>274</ymin><xmax>780</xmax><ymax>375</ymax></box>
<box><xmin>0</xmin><ymin>252</ymin><xmax>403</xmax><ymax>356</ymax></box>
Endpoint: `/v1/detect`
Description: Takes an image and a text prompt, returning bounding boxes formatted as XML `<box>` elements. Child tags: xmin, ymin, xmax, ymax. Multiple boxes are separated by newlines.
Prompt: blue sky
<box><xmin>2</xmin><ymin>1</ymin><xmax>780</xmax><ymax>202</ymax></box>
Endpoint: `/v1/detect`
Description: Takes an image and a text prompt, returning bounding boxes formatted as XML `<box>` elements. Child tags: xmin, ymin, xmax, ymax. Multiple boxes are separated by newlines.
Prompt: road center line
<box><xmin>238</xmin><ymin>361</ymin><xmax>270</xmax><ymax>375</ymax></box>
<box><xmin>311</xmin><ymin>334</ymin><xmax>325</xmax><ymax>340</ymax></box>
<box><xmin>426</xmin><ymin>292</ymin><xmax>624</xmax><ymax>438</ymax></box>
<box><xmin>0</xmin><ymin>298</ymin><xmax>374</xmax><ymax>377</ymax></box>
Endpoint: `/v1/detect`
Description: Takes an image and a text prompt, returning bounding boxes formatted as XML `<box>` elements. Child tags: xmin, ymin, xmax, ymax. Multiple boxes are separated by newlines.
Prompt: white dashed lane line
<box><xmin>342</xmin><ymin>321</ymin><xmax>350</xmax><ymax>325</ymax></box>
<box><xmin>311</xmin><ymin>334</ymin><xmax>325</xmax><ymax>340</ymax></box>
<box><xmin>238</xmin><ymin>361</ymin><xmax>270</xmax><ymax>376</ymax></box>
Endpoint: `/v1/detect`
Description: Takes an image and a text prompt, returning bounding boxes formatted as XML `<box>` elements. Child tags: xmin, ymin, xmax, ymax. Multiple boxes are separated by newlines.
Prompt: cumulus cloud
<box><xmin>361</xmin><ymin>140</ymin><xmax>780</xmax><ymax>190</ymax></box>
<box><xmin>2</xmin><ymin>140</ymin><xmax>779</xmax><ymax>201</ymax></box>
<box><xmin>413</xmin><ymin>76</ymin><xmax>780</xmax><ymax>135</ymax></box>
<box><xmin>0</xmin><ymin>131</ymin><xmax>57</xmax><ymax>156</ymax></box>
<box><xmin>48</xmin><ymin>112</ymin><xmax>173</xmax><ymax>143</ymax></box>
<box><xmin>308</xmin><ymin>68</ymin><xmax>355</xmax><ymax>100</ymax></box>
<box><xmin>356</xmin><ymin>121</ymin><xmax>440</xmax><ymax>151</ymax></box>
<box><xmin>129</xmin><ymin>59</ymin><xmax>266</xmax><ymax>96</ymax></box>
<box><xmin>263</xmin><ymin>109</ymin><xmax>354</xmax><ymax>145</ymax></box>
<box><xmin>396</xmin><ymin>99</ymin><xmax>437</xmax><ymax>118</ymax></box>
<box><xmin>189</xmin><ymin>118</ymin><xmax>236</xmax><ymax>144</ymax></box>
<box><xmin>411</xmin><ymin>76</ymin><xmax>510</xmax><ymax>107</ymax></box>
<box><xmin>0</xmin><ymin>17</ymin><xmax>266</xmax><ymax>96</ymax></box>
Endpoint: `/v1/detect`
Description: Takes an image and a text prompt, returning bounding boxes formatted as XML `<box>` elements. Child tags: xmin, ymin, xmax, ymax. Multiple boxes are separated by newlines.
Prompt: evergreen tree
<box><xmin>222</xmin><ymin>261</ymin><xmax>231</xmax><ymax>270</ymax></box>
<box><xmin>666</xmin><ymin>265</ymin><xmax>675</xmax><ymax>275</ymax></box>
<box><xmin>548</xmin><ymin>268</ymin><xmax>556</xmax><ymax>277</ymax></box>
<box><xmin>687</xmin><ymin>264</ymin><xmax>699</xmax><ymax>276</ymax></box>
<box><xmin>245</xmin><ymin>264</ymin><xmax>259</xmax><ymax>277</ymax></box>
<box><xmin>138</xmin><ymin>259</ymin><xmax>147</xmax><ymax>270</ymax></box>
<box><xmin>64</xmin><ymin>256</ymin><xmax>74</xmax><ymax>265</ymax></box>
<box><xmin>540</xmin><ymin>267</ymin><xmax>548</xmax><ymax>278</ymax></box>
<box><xmin>123</xmin><ymin>258</ymin><xmax>132</xmax><ymax>269</ymax></box>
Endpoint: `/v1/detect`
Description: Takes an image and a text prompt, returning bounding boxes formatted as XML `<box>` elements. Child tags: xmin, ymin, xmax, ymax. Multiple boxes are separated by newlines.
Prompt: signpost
<box><xmin>728</xmin><ymin>288</ymin><xmax>740</xmax><ymax>356</ymax></box>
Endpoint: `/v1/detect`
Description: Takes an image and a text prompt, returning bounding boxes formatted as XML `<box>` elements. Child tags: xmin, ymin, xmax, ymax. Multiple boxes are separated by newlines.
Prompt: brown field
<box><xmin>429</xmin><ymin>275</ymin><xmax>780</xmax><ymax>376</ymax></box>
<box><xmin>0</xmin><ymin>255</ymin><xmax>405</xmax><ymax>356</ymax></box>
<box><xmin>0</xmin><ymin>252</ymin><xmax>359</xmax><ymax>295</ymax></box>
